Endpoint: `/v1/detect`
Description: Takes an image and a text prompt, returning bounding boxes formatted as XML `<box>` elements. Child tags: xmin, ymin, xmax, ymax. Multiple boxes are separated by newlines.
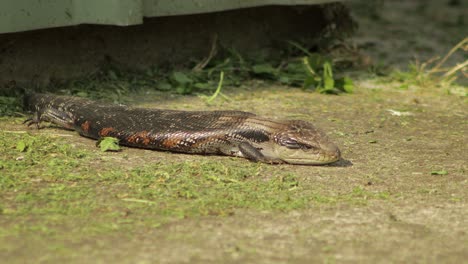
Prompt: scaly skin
<box><xmin>24</xmin><ymin>93</ymin><xmax>341</xmax><ymax>165</ymax></box>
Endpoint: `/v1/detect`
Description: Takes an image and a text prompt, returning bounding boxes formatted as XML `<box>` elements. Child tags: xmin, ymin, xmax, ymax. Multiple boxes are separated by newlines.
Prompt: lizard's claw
<box><xmin>23</xmin><ymin>114</ymin><xmax>42</xmax><ymax>129</ymax></box>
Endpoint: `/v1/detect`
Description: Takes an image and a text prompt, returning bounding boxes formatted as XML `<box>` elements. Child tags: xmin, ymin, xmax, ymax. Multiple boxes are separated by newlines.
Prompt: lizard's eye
<box><xmin>282</xmin><ymin>138</ymin><xmax>301</xmax><ymax>149</ymax></box>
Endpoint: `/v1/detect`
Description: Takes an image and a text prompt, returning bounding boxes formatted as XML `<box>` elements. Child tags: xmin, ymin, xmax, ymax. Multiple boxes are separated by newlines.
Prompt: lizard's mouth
<box><xmin>275</xmin><ymin>145</ymin><xmax>341</xmax><ymax>165</ymax></box>
<box><xmin>281</xmin><ymin>154</ymin><xmax>341</xmax><ymax>165</ymax></box>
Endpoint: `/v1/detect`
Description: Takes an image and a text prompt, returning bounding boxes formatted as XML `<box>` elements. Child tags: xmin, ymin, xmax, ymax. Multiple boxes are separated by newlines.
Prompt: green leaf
<box><xmin>176</xmin><ymin>85</ymin><xmax>191</xmax><ymax>95</ymax></box>
<box><xmin>108</xmin><ymin>70</ymin><xmax>118</xmax><ymax>80</ymax></box>
<box><xmin>252</xmin><ymin>63</ymin><xmax>276</xmax><ymax>74</ymax></box>
<box><xmin>303</xmin><ymin>75</ymin><xmax>320</xmax><ymax>90</ymax></box>
<box><xmin>431</xmin><ymin>170</ymin><xmax>448</xmax><ymax>175</ymax></box>
<box><xmin>172</xmin><ymin>72</ymin><xmax>193</xmax><ymax>85</ymax></box>
<box><xmin>323</xmin><ymin>75</ymin><xmax>335</xmax><ymax>90</ymax></box>
<box><xmin>302</xmin><ymin>57</ymin><xmax>317</xmax><ymax>76</ymax></box>
<box><xmin>285</xmin><ymin>61</ymin><xmax>305</xmax><ymax>72</ymax></box>
<box><xmin>16</xmin><ymin>140</ymin><xmax>28</xmax><ymax>152</ymax></box>
<box><xmin>97</xmin><ymin>137</ymin><xmax>121</xmax><ymax>152</ymax></box>
<box><xmin>251</xmin><ymin>63</ymin><xmax>278</xmax><ymax>79</ymax></box>
<box><xmin>75</xmin><ymin>91</ymin><xmax>89</xmax><ymax>98</ymax></box>
<box><xmin>342</xmin><ymin>76</ymin><xmax>354</xmax><ymax>93</ymax></box>
<box><xmin>307</xmin><ymin>54</ymin><xmax>330</xmax><ymax>70</ymax></box>
<box><xmin>336</xmin><ymin>76</ymin><xmax>354</xmax><ymax>93</ymax></box>
<box><xmin>193</xmin><ymin>82</ymin><xmax>211</xmax><ymax>90</ymax></box>
<box><xmin>288</xmin><ymin>41</ymin><xmax>313</xmax><ymax>57</ymax></box>
<box><xmin>322</xmin><ymin>62</ymin><xmax>335</xmax><ymax>90</ymax></box>
<box><xmin>279</xmin><ymin>76</ymin><xmax>290</xmax><ymax>84</ymax></box>
<box><xmin>157</xmin><ymin>81</ymin><xmax>172</xmax><ymax>91</ymax></box>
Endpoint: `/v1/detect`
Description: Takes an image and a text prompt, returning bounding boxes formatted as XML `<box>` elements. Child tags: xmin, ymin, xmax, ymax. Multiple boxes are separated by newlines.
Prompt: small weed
<box><xmin>199</xmin><ymin>71</ymin><xmax>229</xmax><ymax>104</ymax></box>
<box><xmin>389</xmin><ymin>37</ymin><xmax>467</xmax><ymax>94</ymax></box>
<box><xmin>279</xmin><ymin>42</ymin><xmax>355</xmax><ymax>94</ymax></box>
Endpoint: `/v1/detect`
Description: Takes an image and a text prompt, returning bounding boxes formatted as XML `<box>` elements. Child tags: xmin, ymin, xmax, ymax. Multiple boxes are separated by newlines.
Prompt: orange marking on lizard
<box><xmin>99</xmin><ymin>127</ymin><xmax>116</xmax><ymax>137</ymax></box>
<box><xmin>81</xmin><ymin>121</ymin><xmax>91</xmax><ymax>133</ymax></box>
<box><xmin>127</xmin><ymin>131</ymin><xmax>152</xmax><ymax>145</ymax></box>
<box><xmin>162</xmin><ymin>137</ymin><xmax>182</xmax><ymax>148</ymax></box>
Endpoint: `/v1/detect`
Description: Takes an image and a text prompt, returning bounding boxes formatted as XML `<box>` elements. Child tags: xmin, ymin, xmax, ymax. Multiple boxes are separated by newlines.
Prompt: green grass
<box><xmin>0</xmin><ymin>129</ymin><xmax>392</xmax><ymax>242</ymax></box>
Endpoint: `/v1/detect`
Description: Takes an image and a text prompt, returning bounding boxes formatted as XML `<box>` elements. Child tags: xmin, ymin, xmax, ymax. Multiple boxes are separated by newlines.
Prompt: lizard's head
<box><xmin>272</xmin><ymin>120</ymin><xmax>341</xmax><ymax>165</ymax></box>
